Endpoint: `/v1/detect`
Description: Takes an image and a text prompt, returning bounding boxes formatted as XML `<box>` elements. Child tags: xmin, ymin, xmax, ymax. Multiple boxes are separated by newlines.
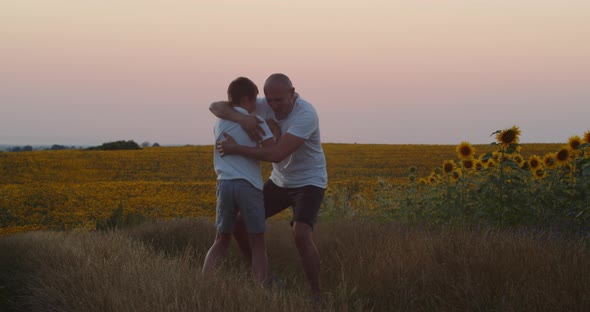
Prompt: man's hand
<box><xmin>216</xmin><ymin>132</ymin><xmax>237</xmax><ymax>157</ymax></box>
<box><xmin>266</xmin><ymin>119</ymin><xmax>281</xmax><ymax>141</ymax></box>
<box><xmin>239</xmin><ymin>115</ymin><xmax>265</xmax><ymax>142</ymax></box>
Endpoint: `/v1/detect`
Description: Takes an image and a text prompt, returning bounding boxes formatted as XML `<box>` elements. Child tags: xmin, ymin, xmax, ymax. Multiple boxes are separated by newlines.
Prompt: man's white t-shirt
<box><xmin>214</xmin><ymin>107</ymin><xmax>273</xmax><ymax>190</ymax></box>
<box><xmin>255</xmin><ymin>94</ymin><xmax>328</xmax><ymax>189</ymax></box>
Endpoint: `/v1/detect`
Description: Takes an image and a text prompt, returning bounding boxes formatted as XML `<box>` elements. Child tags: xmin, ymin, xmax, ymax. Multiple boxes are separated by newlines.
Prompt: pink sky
<box><xmin>1</xmin><ymin>0</ymin><xmax>589</xmax><ymax>145</ymax></box>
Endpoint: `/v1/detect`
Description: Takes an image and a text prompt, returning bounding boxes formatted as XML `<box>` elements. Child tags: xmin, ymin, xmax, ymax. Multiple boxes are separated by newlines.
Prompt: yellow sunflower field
<box><xmin>1</xmin><ymin>128</ymin><xmax>589</xmax><ymax>236</ymax></box>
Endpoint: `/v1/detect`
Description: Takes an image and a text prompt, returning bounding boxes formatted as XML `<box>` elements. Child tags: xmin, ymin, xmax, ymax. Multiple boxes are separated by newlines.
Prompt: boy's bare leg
<box><xmin>233</xmin><ymin>214</ymin><xmax>253</xmax><ymax>264</ymax></box>
<box><xmin>248</xmin><ymin>233</ymin><xmax>268</xmax><ymax>285</ymax></box>
<box><xmin>293</xmin><ymin>222</ymin><xmax>320</xmax><ymax>299</ymax></box>
<box><xmin>202</xmin><ymin>232</ymin><xmax>232</xmax><ymax>274</ymax></box>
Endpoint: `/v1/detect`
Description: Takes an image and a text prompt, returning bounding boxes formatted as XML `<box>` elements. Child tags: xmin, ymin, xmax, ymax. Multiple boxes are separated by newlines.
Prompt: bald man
<box><xmin>209</xmin><ymin>73</ymin><xmax>327</xmax><ymax>300</ymax></box>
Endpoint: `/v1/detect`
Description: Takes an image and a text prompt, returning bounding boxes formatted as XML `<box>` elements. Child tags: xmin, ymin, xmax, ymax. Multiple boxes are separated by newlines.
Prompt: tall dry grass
<box><xmin>1</xmin><ymin>219</ymin><xmax>588</xmax><ymax>311</ymax></box>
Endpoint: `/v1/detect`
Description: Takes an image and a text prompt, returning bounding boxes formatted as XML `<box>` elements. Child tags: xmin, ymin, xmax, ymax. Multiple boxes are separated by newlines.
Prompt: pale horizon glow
<box><xmin>1</xmin><ymin>0</ymin><xmax>589</xmax><ymax>146</ymax></box>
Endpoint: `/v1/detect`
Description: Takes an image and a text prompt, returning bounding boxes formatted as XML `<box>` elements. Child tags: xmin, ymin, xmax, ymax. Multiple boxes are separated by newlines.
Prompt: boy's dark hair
<box><xmin>227</xmin><ymin>77</ymin><xmax>258</xmax><ymax>106</ymax></box>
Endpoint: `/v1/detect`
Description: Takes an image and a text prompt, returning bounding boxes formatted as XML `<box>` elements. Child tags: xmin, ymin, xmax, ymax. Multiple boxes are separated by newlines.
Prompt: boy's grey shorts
<box><xmin>216</xmin><ymin>179</ymin><xmax>265</xmax><ymax>234</ymax></box>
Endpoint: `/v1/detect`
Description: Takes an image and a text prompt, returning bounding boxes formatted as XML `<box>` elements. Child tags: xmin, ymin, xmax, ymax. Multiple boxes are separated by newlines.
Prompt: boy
<box><xmin>202</xmin><ymin>77</ymin><xmax>275</xmax><ymax>284</ymax></box>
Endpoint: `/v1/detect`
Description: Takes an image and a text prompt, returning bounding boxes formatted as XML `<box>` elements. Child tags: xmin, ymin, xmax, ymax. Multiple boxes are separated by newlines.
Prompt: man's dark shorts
<box><xmin>263</xmin><ymin>180</ymin><xmax>325</xmax><ymax>228</ymax></box>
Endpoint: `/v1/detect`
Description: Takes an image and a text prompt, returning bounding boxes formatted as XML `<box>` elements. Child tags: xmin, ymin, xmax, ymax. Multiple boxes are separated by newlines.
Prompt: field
<box><xmin>0</xmin><ymin>142</ymin><xmax>569</xmax><ymax>235</ymax></box>
<box><xmin>1</xmin><ymin>137</ymin><xmax>589</xmax><ymax>311</ymax></box>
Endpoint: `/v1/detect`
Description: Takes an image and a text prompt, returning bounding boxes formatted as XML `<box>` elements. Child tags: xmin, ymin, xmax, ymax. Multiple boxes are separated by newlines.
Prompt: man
<box><xmin>203</xmin><ymin>77</ymin><xmax>274</xmax><ymax>285</ymax></box>
<box><xmin>210</xmin><ymin>73</ymin><xmax>327</xmax><ymax>300</ymax></box>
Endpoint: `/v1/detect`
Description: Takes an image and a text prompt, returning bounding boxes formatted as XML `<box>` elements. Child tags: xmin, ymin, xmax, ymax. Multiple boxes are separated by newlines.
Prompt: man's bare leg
<box><xmin>248</xmin><ymin>233</ymin><xmax>268</xmax><ymax>285</ymax></box>
<box><xmin>293</xmin><ymin>222</ymin><xmax>320</xmax><ymax>299</ymax></box>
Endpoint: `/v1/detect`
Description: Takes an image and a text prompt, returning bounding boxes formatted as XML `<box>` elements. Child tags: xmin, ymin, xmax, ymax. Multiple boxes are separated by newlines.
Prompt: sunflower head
<box><xmin>496</xmin><ymin>126</ymin><xmax>521</xmax><ymax>146</ymax></box>
<box><xmin>528</xmin><ymin>155</ymin><xmax>541</xmax><ymax>170</ymax></box>
<box><xmin>568</xmin><ymin>136</ymin><xmax>582</xmax><ymax>151</ymax></box>
<box><xmin>555</xmin><ymin>147</ymin><xmax>570</xmax><ymax>165</ymax></box>
<box><xmin>451</xmin><ymin>169</ymin><xmax>462</xmax><ymax>181</ymax></box>
<box><xmin>456</xmin><ymin>142</ymin><xmax>475</xmax><ymax>160</ymax></box>
<box><xmin>513</xmin><ymin>154</ymin><xmax>524</xmax><ymax>166</ymax></box>
<box><xmin>479</xmin><ymin>154</ymin><xmax>490</xmax><ymax>164</ymax></box>
<box><xmin>408</xmin><ymin>166</ymin><xmax>417</xmax><ymax>174</ymax></box>
<box><xmin>428</xmin><ymin>175</ymin><xmax>437</xmax><ymax>184</ymax></box>
<box><xmin>584</xmin><ymin>130</ymin><xmax>590</xmax><ymax>144</ymax></box>
<box><xmin>474</xmin><ymin>160</ymin><xmax>484</xmax><ymax>171</ymax></box>
<box><xmin>491</xmin><ymin>151</ymin><xmax>501</xmax><ymax>162</ymax></box>
<box><xmin>543</xmin><ymin>153</ymin><xmax>557</xmax><ymax>169</ymax></box>
<box><xmin>442</xmin><ymin>160</ymin><xmax>456</xmax><ymax>174</ymax></box>
<box><xmin>533</xmin><ymin>168</ymin><xmax>547</xmax><ymax>179</ymax></box>
<box><xmin>462</xmin><ymin>159</ymin><xmax>475</xmax><ymax>170</ymax></box>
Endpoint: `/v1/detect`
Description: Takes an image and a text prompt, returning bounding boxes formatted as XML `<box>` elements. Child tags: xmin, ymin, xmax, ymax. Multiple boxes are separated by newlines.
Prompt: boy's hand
<box><xmin>238</xmin><ymin>115</ymin><xmax>265</xmax><ymax>141</ymax></box>
<box><xmin>217</xmin><ymin>132</ymin><xmax>237</xmax><ymax>156</ymax></box>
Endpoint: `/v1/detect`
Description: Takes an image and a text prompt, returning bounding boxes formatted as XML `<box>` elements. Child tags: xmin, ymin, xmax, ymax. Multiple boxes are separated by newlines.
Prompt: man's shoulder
<box><xmin>293</xmin><ymin>96</ymin><xmax>318</xmax><ymax>120</ymax></box>
<box><xmin>295</xmin><ymin>96</ymin><xmax>316</xmax><ymax>112</ymax></box>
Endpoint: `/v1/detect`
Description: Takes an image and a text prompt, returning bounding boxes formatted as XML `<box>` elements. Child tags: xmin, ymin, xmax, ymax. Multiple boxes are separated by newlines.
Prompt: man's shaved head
<box><xmin>264</xmin><ymin>73</ymin><xmax>293</xmax><ymax>89</ymax></box>
<box><xmin>263</xmin><ymin>73</ymin><xmax>296</xmax><ymax>119</ymax></box>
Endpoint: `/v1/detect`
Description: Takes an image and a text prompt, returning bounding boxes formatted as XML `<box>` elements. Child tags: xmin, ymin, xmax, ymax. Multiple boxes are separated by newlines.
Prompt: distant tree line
<box><xmin>7</xmin><ymin>145</ymin><xmax>34</xmax><ymax>152</ymax></box>
<box><xmin>3</xmin><ymin>140</ymin><xmax>161</xmax><ymax>152</ymax></box>
<box><xmin>4</xmin><ymin>145</ymin><xmax>82</xmax><ymax>152</ymax></box>
<box><xmin>87</xmin><ymin>140</ymin><xmax>142</xmax><ymax>151</ymax></box>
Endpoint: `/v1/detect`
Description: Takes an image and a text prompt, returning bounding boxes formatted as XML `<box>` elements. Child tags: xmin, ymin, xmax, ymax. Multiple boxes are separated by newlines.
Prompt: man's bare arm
<box><xmin>218</xmin><ymin>133</ymin><xmax>304</xmax><ymax>163</ymax></box>
<box><xmin>209</xmin><ymin>101</ymin><xmax>265</xmax><ymax>141</ymax></box>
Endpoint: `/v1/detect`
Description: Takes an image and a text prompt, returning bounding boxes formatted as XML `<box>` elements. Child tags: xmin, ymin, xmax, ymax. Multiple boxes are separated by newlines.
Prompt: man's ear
<box><xmin>289</xmin><ymin>87</ymin><xmax>295</xmax><ymax>99</ymax></box>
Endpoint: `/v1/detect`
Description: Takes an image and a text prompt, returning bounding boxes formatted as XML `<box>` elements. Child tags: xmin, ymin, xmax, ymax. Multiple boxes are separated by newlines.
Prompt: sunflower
<box><xmin>451</xmin><ymin>169</ymin><xmax>462</xmax><ymax>181</ymax></box>
<box><xmin>555</xmin><ymin>147</ymin><xmax>570</xmax><ymax>166</ymax></box>
<box><xmin>462</xmin><ymin>159</ymin><xmax>475</xmax><ymax>170</ymax></box>
<box><xmin>568</xmin><ymin>136</ymin><xmax>582</xmax><ymax>151</ymax></box>
<box><xmin>474</xmin><ymin>160</ymin><xmax>484</xmax><ymax>171</ymax></box>
<box><xmin>428</xmin><ymin>175</ymin><xmax>438</xmax><ymax>184</ymax></box>
<box><xmin>513</xmin><ymin>154</ymin><xmax>524</xmax><ymax>166</ymax></box>
<box><xmin>486</xmin><ymin>159</ymin><xmax>496</xmax><ymax>169</ymax></box>
<box><xmin>562</xmin><ymin>163</ymin><xmax>573</xmax><ymax>174</ymax></box>
<box><xmin>442</xmin><ymin>160</ymin><xmax>456</xmax><ymax>174</ymax></box>
<box><xmin>491</xmin><ymin>151</ymin><xmax>501</xmax><ymax>162</ymax></box>
<box><xmin>408</xmin><ymin>166</ymin><xmax>417</xmax><ymax>174</ymax></box>
<box><xmin>496</xmin><ymin>126</ymin><xmax>521</xmax><ymax>146</ymax></box>
<box><xmin>479</xmin><ymin>154</ymin><xmax>490</xmax><ymax>165</ymax></box>
<box><xmin>533</xmin><ymin>168</ymin><xmax>547</xmax><ymax>179</ymax></box>
<box><xmin>456</xmin><ymin>142</ymin><xmax>476</xmax><ymax>160</ymax></box>
<box><xmin>418</xmin><ymin>178</ymin><xmax>428</xmax><ymax>185</ymax></box>
<box><xmin>528</xmin><ymin>155</ymin><xmax>541</xmax><ymax>170</ymax></box>
<box><xmin>543</xmin><ymin>153</ymin><xmax>557</xmax><ymax>169</ymax></box>
<box><xmin>584</xmin><ymin>130</ymin><xmax>590</xmax><ymax>144</ymax></box>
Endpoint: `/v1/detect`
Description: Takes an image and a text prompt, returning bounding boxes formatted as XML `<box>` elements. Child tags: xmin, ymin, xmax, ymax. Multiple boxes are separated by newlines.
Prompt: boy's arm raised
<box><xmin>209</xmin><ymin>101</ymin><xmax>265</xmax><ymax>141</ymax></box>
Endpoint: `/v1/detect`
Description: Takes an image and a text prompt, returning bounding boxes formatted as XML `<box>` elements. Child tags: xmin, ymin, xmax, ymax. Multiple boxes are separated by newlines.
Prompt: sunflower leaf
<box><xmin>490</xmin><ymin>130</ymin><xmax>502</xmax><ymax>136</ymax></box>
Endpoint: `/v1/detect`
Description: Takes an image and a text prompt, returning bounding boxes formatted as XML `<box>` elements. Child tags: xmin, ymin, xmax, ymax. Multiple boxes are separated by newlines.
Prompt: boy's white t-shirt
<box><xmin>213</xmin><ymin>107</ymin><xmax>273</xmax><ymax>190</ymax></box>
<box><xmin>255</xmin><ymin>94</ymin><xmax>328</xmax><ymax>189</ymax></box>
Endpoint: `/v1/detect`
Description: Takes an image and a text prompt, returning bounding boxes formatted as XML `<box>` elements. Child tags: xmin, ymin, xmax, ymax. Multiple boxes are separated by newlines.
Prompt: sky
<box><xmin>1</xmin><ymin>0</ymin><xmax>589</xmax><ymax>146</ymax></box>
